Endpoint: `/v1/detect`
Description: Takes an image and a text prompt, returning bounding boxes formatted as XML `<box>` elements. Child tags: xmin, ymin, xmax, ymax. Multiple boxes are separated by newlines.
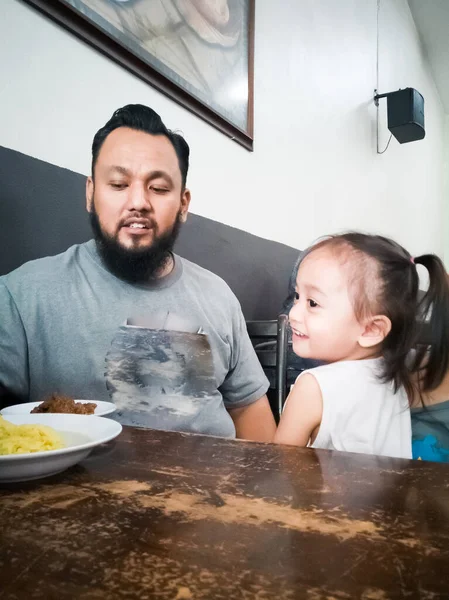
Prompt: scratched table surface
<box><xmin>1</xmin><ymin>427</ymin><xmax>449</xmax><ymax>600</ymax></box>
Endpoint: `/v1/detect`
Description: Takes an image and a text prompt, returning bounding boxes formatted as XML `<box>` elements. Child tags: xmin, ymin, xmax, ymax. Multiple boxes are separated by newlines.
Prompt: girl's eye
<box><xmin>308</xmin><ymin>299</ymin><xmax>318</xmax><ymax>308</ymax></box>
<box><xmin>294</xmin><ymin>292</ymin><xmax>299</xmax><ymax>301</ymax></box>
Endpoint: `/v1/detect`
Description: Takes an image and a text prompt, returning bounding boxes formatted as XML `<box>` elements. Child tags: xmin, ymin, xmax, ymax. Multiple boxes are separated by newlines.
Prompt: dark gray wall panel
<box><xmin>0</xmin><ymin>146</ymin><xmax>91</xmax><ymax>274</ymax></box>
<box><xmin>177</xmin><ymin>214</ymin><xmax>299</xmax><ymax>319</ymax></box>
<box><xmin>0</xmin><ymin>146</ymin><xmax>299</xmax><ymax>319</ymax></box>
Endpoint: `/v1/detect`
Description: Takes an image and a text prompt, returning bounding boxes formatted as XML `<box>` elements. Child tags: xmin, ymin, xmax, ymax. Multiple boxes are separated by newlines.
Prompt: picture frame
<box><xmin>23</xmin><ymin>0</ymin><xmax>255</xmax><ymax>150</ymax></box>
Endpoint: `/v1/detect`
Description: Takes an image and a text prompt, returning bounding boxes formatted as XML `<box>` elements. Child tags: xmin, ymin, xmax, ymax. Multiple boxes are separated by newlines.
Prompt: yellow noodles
<box><xmin>0</xmin><ymin>416</ymin><xmax>64</xmax><ymax>455</ymax></box>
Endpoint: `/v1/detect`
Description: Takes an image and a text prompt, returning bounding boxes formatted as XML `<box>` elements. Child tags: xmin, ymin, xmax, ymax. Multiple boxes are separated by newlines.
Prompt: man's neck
<box><xmin>154</xmin><ymin>253</ymin><xmax>174</xmax><ymax>279</ymax></box>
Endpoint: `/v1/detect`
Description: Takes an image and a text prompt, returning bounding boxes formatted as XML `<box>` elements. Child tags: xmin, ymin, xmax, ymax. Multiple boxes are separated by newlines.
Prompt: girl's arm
<box><xmin>274</xmin><ymin>374</ymin><xmax>323</xmax><ymax>447</ymax></box>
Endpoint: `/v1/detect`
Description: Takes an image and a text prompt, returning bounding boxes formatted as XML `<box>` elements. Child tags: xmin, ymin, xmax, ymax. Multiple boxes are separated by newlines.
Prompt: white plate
<box><xmin>1</xmin><ymin>399</ymin><xmax>116</xmax><ymax>417</ymax></box>
<box><xmin>0</xmin><ymin>414</ymin><xmax>122</xmax><ymax>482</ymax></box>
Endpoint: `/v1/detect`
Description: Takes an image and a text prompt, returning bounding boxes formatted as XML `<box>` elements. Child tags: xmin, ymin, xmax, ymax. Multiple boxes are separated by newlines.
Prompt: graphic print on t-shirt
<box><xmin>105</xmin><ymin>324</ymin><xmax>216</xmax><ymax>429</ymax></box>
<box><xmin>412</xmin><ymin>435</ymin><xmax>449</xmax><ymax>463</ymax></box>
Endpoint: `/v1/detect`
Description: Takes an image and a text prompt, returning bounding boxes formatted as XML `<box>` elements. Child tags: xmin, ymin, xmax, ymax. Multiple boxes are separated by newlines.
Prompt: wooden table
<box><xmin>1</xmin><ymin>427</ymin><xmax>449</xmax><ymax>599</ymax></box>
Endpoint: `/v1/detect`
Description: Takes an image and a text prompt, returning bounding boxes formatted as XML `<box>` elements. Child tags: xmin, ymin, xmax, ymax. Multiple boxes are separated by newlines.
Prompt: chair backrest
<box><xmin>246</xmin><ymin>315</ymin><xmax>288</xmax><ymax>420</ymax></box>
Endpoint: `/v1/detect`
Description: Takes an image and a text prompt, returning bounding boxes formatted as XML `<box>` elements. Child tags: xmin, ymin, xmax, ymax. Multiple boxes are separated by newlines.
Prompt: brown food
<box><xmin>31</xmin><ymin>394</ymin><xmax>97</xmax><ymax>415</ymax></box>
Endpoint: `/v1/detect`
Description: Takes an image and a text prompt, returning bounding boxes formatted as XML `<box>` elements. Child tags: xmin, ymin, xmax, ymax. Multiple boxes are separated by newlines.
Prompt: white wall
<box><xmin>0</xmin><ymin>0</ymin><xmax>446</xmax><ymax>258</ymax></box>
<box><xmin>444</xmin><ymin>115</ymin><xmax>449</xmax><ymax>263</ymax></box>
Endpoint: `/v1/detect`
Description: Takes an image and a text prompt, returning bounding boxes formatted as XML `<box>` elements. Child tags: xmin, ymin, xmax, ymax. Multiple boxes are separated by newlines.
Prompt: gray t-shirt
<box><xmin>0</xmin><ymin>241</ymin><xmax>269</xmax><ymax>437</ymax></box>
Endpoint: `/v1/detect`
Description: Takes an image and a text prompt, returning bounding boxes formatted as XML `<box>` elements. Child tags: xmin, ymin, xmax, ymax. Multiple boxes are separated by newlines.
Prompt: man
<box><xmin>0</xmin><ymin>104</ymin><xmax>275</xmax><ymax>441</ymax></box>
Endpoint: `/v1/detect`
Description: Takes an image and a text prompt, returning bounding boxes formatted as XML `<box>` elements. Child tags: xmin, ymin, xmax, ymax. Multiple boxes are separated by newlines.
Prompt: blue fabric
<box><xmin>411</xmin><ymin>400</ymin><xmax>449</xmax><ymax>462</ymax></box>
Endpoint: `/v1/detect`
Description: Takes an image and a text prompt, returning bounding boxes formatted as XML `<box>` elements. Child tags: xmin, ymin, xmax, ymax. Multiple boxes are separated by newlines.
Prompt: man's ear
<box><xmin>86</xmin><ymin>176</ymin><xmax>94</xmax><ymax>213</ymax></box>
<box><xmin>358</xmin><ymin>315</ymin><xmax>391</xmax><ymax>348</ymax></box>
<box><xmin>179</xmin><ymin>188</ymin><xmax>191</xmax><ymax>222</ymax></box>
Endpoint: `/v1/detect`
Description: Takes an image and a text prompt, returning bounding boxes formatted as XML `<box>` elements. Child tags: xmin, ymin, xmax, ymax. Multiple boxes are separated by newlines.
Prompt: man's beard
<box><xmin>89</xmin><ymin>202</ymin><xmax>182</xmax><ymax>284</ymax></box>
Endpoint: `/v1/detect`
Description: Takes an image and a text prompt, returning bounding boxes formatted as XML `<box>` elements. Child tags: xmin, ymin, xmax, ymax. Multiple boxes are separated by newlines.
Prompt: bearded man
<box><xmin>0</xmin><ymin>104</ymin><xmax>275</xmax><ymax>441</ymax></box>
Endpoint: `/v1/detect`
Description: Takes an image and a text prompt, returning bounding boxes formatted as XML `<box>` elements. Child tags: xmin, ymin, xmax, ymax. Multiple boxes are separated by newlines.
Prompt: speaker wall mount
<box><xmin>374</xmin><ymin>87</ymin><xmax>425</xmax><ymax>147</ymax></box>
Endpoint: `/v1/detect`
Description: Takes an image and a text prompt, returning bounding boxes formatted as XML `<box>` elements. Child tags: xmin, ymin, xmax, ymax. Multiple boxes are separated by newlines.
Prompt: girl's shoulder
<box><xmin>299</xmin><ymin>358</ymin><xmax>383</xmax><ymax>379</ymax></box>
<box><xmin>297</xmin><ymin>359</ymin><xmax>407</xmax><ymax>405</ymax></box>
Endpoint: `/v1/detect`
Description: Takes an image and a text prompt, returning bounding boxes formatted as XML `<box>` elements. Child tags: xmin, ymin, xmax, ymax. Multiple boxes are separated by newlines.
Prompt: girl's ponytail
<box><xmin>413</xmin><ymin>254</ymin><xmax>449</xmax><ymax>391</ymax></box>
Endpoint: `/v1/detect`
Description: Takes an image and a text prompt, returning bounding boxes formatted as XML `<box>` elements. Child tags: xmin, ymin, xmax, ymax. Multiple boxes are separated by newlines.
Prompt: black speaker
<box><xmin>386</xmin><ymin>88</ymin><xmax>425</xmax><ymax>144</ymax></box>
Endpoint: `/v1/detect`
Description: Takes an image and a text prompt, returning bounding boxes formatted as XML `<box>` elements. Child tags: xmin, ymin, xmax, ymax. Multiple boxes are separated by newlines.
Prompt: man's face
<box><xmin>86</xmin><ymin>127</ymin><xmax>190</xmax><ymax>255</ymax></box>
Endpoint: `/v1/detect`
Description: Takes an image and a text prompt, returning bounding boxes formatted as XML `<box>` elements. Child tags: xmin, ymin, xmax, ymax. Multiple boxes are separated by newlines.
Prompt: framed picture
<box><xmin>24</xmin><ymin>0</ymin><xmax>255</xmax><ymax>150</ymax></box>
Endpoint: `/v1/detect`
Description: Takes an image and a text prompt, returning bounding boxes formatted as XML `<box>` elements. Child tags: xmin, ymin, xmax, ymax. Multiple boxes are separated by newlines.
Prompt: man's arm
<box><xmin>217</xmin><ymin>284</ymin><xmax>273</xmax><ymax>442</ymax></box>
<box><xmin>228</xmin><ymin>395</ymin><xmax>276</xmax><ymax>442</ymax></box>
<box><xmin>0</xmin><ymin>280</ymin><xmax>29</xmax><ymax>406</ymax></box>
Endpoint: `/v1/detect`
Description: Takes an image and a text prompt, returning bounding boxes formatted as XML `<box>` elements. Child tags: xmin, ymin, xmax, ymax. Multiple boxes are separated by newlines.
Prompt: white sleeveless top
<box><xmin>298</xmin><ymin>359</ymin><xmax>412</xmax><ymax>459</ymax></box>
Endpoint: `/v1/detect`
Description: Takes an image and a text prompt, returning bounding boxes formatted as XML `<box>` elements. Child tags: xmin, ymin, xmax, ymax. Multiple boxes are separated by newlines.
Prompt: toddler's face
<box><xmin>289</xmin><ymin>248</ymin><xmax>365</xmax><ymax>362</ymax></box>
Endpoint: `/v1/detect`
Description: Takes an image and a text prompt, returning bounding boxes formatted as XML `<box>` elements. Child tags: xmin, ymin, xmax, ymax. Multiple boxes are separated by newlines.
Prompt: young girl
<box><xmin>274</xmin><ymin>232</ymin><xmax>449</xmax><ymax>459</ymax></box>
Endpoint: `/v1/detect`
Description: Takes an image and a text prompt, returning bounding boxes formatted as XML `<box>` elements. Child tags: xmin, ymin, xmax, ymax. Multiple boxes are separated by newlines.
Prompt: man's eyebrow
<box><xmin>106</xmin><ymin>166</ymin><xmax>174</xmax><ymax>187</ymax></box>
<box><xmin>148</xmin><ymin>170</ymin><xmax>174</xmax><ymax>186</ymax></box>
<box><xmin>107</xmin><ymin>165</ymin><xmax>131</xmax><ymax>176</ymax></box>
